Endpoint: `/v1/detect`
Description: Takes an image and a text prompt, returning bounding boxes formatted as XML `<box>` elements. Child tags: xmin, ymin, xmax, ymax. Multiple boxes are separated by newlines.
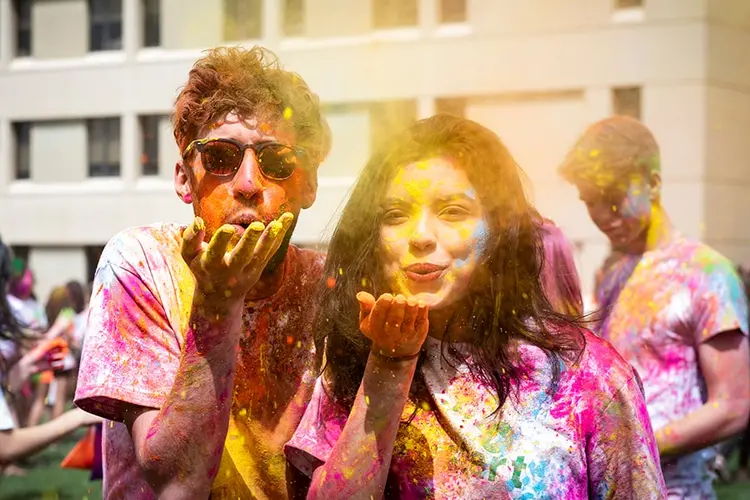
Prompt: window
<box><xmin>436</xmin><ymin>97</ymin><xmax>466</xmax><ymax>117</ymax></box>
<box><xmin>139</xmin><ymin>115</ymin><xmax>160</xmax><ymax>176</ymax></box>
<box><xmin>142</xmin><ymin>0</ymin><xmax>160</xmax><ymax>47</ymax></box>
<box><xmin>224</xmin><ymin>0</ymin><xmax>262</xmax><ymax>41</ymax></box>
<box><xmin>89</xmin><ymin>0</ymin><xmax>123</xmax><ymax>51</ymax></box>
<box><xmin>612</xmin><ymin>87</ymin><xmax>641</xmax><ymax>120</ymax></box>
<box><xmin>13</xmin><ymin>122</ymin><xmax>31</xmax><ymax>180</ymax></box>
<box><xmin>373</xmin><ymin>0</ymin><xmax>418</xmax><ymax>29</ymax></box>
<box><xmin>85</xmin><ymin>245</ymin><xmax>106</xmax><ymax>281</ymax></box>
<box><xmin>283</xmin><ymin>0</ymin><xmax>305</xmax><ymax>36</ymax></box>
<box><xmin>439</xmin><ymin>0</ymin><xmax>466</xmax><ymax>23</ymax></box>
<box><xmin>370</xmin><ymin>100</ymin><xmax>417</xmax><ymax>151</ymax></box>
<box><xmin>14</xmin><ymin>0</ymin><xmax>32</xmax><ymax>57</ymax></box>
<box><xmin>9</xmin><ymin>246</ymin><xmax>30</xmax><ymax>270</ymax></box>
<box><xmin>615</xmin><ymin>0</ymin><xmax>643</xmax><ymax>8</ymax></box>
<box><xmin>87</xmin><ymin>118</ymin><xmax>121</xmax><ymax>177</ymax></box>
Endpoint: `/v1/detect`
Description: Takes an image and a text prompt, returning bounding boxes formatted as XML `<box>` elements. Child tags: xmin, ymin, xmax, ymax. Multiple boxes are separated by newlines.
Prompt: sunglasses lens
<box><xmin>201</xmin><ymin>141</ymin><xmax>242</xmax><ymax>176</ymax></box>
<box><xmin>257</xmin><ymin>144</ymin><xmax>301</xmax><ymax>180</ymax></box>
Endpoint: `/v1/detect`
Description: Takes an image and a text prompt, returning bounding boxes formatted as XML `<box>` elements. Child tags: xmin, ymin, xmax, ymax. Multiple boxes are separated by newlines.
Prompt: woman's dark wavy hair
<box><xmin>314</xmin><ymin>114</ymin><xmax>585</xmax><ymax>413</ymax></box>
<box><xmin>1</xmin><ymin>239</ymin><xmax>23</xmax><ymax>339</ymax></box>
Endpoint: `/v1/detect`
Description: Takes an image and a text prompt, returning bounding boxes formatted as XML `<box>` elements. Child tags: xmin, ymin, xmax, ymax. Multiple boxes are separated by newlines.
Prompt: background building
<box><xmin>0</xmin><ymin>0</ymin><xmax>748</xmax><ymax>304</ymax></box>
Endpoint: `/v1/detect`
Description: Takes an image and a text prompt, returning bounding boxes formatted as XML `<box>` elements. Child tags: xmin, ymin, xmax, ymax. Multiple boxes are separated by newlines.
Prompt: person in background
<box><xmin>0</xmin><ymin>238</ymin><xmax>100</xmax><ymax>472</ymax></box>
<box><xmin>8</xmin><ymin>260</ymin><xmax>47</xmax><ymax>333</ymax></box>
<box><xmin>285</xmin><ymin>114</ymin><xmax>665</xmax><ymax>498</ymax></box>
<box><xmin>538</xmin><ymin>218</ymin><xmax>584</xmax><ymax>317</ymax></box>
<box><xmin>559</xmin><ymin>115</ymin><xmax>750</xmax><ymax>499</ymax></box>
<box><xmin>65</xmin><ymin>280</ymin><xmax>89</xmax><ymax>361</ymax></box>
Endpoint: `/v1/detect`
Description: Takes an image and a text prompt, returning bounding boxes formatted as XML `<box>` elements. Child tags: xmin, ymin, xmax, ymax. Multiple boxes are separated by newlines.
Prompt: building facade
<box><xmin>0</xmin><ymin>0</ymin><xmax>748</xmax><ymax>304</ymax></box>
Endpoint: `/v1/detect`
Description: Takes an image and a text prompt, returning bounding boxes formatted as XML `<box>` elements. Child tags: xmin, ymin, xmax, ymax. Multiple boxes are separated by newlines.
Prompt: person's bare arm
<box><xmin>0</xmin><ymin>408</ymin><xmax>101</xmax><ymax>465</ymax></box>
<box><xmin>306</xmin><ymin>293</ymin><xmax>428</xmax><ymax>500</ymax></box>
<box><xmin>656</xmin><ymin>330</ymin><xmax>750</xmax><ymax>458</ymax></box>
<box><xmin>122</xmin><ymin>214</ymin><xmax>294</xmax><ymax>499</ymax></box>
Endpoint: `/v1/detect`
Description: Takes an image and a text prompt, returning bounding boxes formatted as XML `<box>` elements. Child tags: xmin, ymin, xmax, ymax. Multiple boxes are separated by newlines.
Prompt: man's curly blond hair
<box><xmin>173</xmin><ymin>46</ymin><xmax>331</xmax><ymax>168</ymax></box>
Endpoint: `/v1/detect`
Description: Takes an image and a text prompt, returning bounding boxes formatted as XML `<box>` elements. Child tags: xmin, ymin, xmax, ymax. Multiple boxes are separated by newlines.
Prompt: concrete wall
<box><xmin>28</xmin><ymin>246</ymin><xmax>87</xmax><ymax>305</ymax></box>
<box><xmin>1</xmin><ymin>0</ymin><xmax>749</xmax><ymax>302</ymax></box>
<box><xmin>703</xmin><ymin>2</ymin><xmax>750</xmax><ymax>264</ymax></box>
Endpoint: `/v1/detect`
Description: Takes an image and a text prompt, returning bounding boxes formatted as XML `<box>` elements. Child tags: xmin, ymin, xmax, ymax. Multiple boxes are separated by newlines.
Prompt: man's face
<box><xmin>575</xmin><ymin>173</ymin><xmax>653</xmax><ymax>252</ymax></box>
<box><xmin>174</xmin><ymin>112</ymin><xmax>317</xmax><ymax>248</ymax></box>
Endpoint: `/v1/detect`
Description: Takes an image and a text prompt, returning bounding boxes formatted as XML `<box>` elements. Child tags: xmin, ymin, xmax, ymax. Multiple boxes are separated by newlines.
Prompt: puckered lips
<box><xmin>227</xmin><ymin>213</ymin><xmax>264</xmax><ymax>236</ymax></box>
<box><xmin>404</xmin><ymin>262</ymin><xmax>447</xmax><ymax>283</ymax></box>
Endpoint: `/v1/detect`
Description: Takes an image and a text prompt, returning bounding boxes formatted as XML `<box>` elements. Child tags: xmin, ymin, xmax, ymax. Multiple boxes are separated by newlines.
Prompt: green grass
<box><xmin>0</xmin><ymin>428</ymin><xmax>102</xmax><ymax>500</ymax></box>
<box><xmin>0</xmin><ymin>431</ymin><xmax>749</xmax><ymax>499</ymax></box>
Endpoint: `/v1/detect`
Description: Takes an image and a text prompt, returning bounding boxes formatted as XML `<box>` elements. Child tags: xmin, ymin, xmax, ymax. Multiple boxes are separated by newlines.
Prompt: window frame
<box><xmin>223</xmin><ymin>0</ymin><xmax>263</xmax><ymax>41</ymax></box>
<box><xmin>283</xmin><ymin>0</ymin><xmax>305</xmax><ymax>37</ymax></box>
<box><xmin>141</xmin><ymin>0</ymin><xmax>161</xmax><ymax>47</ymax></box>
<box><xmin>89</xmin><ymin>0</ymin><xmax>124</xmax><ymax>52</ymax></box>
<box><xmin>439</xmin><ymin>0</ymin><xmax>467</xmax><ymax>24</ymax></box>
<box><xmin>13</xmin><ymin>0</ymin><xmax>32</xmax><ymax>57</ymax></box>
<box><xmin>372</xmin><ymin>0</ymin><xmax>418</xmax><ymax>29</ymax></box>
<box><xmin>139</xmin><ymin>115</ymin><xmax>161</xmax><ymax>177</ymax></box>
<box><xmin>13</xmin><ymin>122</ymin><xmax>32</xmax><ymax>180</ymax></box>
<box><xmin>87</xmin><ymin>117</ymin><xmax>121</xmax><ymax>178</ymax></box>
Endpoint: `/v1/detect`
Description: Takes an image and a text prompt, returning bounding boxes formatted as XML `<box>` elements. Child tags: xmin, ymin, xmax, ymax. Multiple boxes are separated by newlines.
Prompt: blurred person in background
<box><xmin>559</xmin><ymin>115</ymin><xmax>750</xmax><ymax>499</ymax></box>
<box><xmin>26</xmin><ymin>285</ymin><xmax>82</xmax><ymax>427</ymax></box>
<box><xmin>8</xmin><ymin>260</ymin><xmax>47</xmax><ymax>333</ymax></box>
<box><xmin>538</xmin><ymin>218</ymin><xmax>584</xmax><ymax>317</ymax></box>
<box><xmin>0</xmin><ymin>238</ymin><xmax>100</xmax><ymax>473</ymax></box>
<box><xmin>65</xmin><ymin>281</ymin><xmax>89</xmax><ymax>361</ymax></box>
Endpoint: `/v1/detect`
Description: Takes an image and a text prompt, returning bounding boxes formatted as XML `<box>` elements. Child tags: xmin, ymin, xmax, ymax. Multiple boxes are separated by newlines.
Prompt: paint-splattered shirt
<box><xmin>596</xmin><ymin>236</ymin><xmax>749</xmax><ymax>499</ymax></box>
<box><xmin>74</xmin><ymin>223</ymin><xmax>324</xmax><ymax>499</ymax></box>
<box><xmin>285</xmin><ymin>329</ymin><xmax>666</xmax><ymax>499</ymax></box>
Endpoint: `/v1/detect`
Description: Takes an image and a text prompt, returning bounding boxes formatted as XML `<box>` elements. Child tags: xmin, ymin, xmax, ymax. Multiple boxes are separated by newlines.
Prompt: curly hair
<box><xmin>173</xmin><ymin>45</ymin><xmax>330</xmax><ymax>167</ymax></box>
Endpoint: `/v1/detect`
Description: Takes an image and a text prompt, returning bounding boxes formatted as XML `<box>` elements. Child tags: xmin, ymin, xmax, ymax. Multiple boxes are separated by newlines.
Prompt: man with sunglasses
<box><xmin>559</xmin><ymin>115</ymin><xmax>750</xmax><ymax>499</ymax></box>
<box><xmin>75</xmin><ymin>46</ymin><xmax>331</xmax><ymax>499</ymax></box>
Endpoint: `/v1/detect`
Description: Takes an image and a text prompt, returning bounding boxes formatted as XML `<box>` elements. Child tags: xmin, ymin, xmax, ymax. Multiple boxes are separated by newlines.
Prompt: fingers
<box><xmin>259</xmin><ymin>213</ymin><xmax>295</xmax><ymax>262</ymax></box>
<box><xmin>414</xmin><ymin>301</ymin><xmax>429</xmax><ymax>335</ymax></box>
<box><xmin>364</xmin><ymin>294</ymin><xmax>393</xmax><ymax>340</ymax></box>
<box><xmin>385</xmin><ymin>296</ymin><xmax>406</xmax><ymax>332</ymax></box>
<box><xmin>181</xmin><ymin>217</ymin><xmax>206</xmax><ymax>264</ymax></box>
<box><xmin>401</xmin><ymin>297</ymin><xmax>418</xmax><ymax>333</ymax></box>
<box><xmin>357</xmin><ymin>291</ymin><xmax>376</xmax><ymax>324</ymax></box>
<box><xmin>202</xmin><ymin>225</ymin><xmax>235</xmax><ymax>268</ymax></box>
<box><xmin>243</xmin><ymin>213</ymin><xmax>294</xmax><ymax>273</ymax></box>
<box><xmin>229</xmin><ymin>221</ymin><xmax>265</xmax><ymax>269</ymax></box>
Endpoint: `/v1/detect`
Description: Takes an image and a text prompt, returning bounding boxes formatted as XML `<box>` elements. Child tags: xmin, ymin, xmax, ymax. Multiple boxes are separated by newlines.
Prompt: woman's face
<box><xmin>379</xmin><ymin>157</ymin><xmax>488</xmax><ymax>310</ymax></box>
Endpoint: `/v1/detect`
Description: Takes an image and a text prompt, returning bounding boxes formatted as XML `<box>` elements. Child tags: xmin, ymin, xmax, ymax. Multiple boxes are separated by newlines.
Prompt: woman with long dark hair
<box><xmin>284</xmin><ymin>115</ymin><xmax>665</xmax><ymax>498</ymax></box>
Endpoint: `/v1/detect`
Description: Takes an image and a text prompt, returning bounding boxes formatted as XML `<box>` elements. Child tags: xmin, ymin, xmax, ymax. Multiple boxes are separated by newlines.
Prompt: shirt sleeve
<box><xmin>586</xmin><ymin>371</ymin><xmax>667</xmax><ymax>499</ymax></box>
<box><xmin>74</xmin><ymin>230</ymin><xmax>181</xmax><ymax>422</ymax></box>
<box><xmin>284</xmin><ymin>377</ymin><xmax>348</xmax><ymax>478</ymax></box>
<box><xmin>692</xmin><ymin>255</ymin><xmax>749</xmax><ymax>344</ymax></box>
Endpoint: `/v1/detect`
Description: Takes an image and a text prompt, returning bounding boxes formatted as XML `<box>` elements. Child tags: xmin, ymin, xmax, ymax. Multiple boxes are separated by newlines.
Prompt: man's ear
<box><xmin>648</xmin><ymin>171</ymin><xmax>661</xmax><ymax>202</ymax></box>
<box><xmin>174</xmin><ymin>161</ymin><xmax>193</xmax><ymax>204</ymax></box>
<box><xmin>301</xmin><ymin>168</ymin><xmax>318</xmax><ymax>209</ymax></box>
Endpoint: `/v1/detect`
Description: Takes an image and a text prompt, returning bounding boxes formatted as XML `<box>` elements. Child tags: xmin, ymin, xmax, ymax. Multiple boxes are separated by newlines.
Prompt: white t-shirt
<box><xmin>8</xmin><ymin>295</ymin><xmax>47</xmax><ymax>331</ymax></box>
<box><xmin>0</xmin><ymin>389</ymin><xmax>15</xmax><ymax>431</ymax></box>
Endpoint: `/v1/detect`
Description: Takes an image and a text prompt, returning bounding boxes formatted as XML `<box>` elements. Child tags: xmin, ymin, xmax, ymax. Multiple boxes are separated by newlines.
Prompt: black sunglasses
<box><xmin>183</xmin><ymin>137</ymin><xmax>307</xmax><ymax>180</ymax></box>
